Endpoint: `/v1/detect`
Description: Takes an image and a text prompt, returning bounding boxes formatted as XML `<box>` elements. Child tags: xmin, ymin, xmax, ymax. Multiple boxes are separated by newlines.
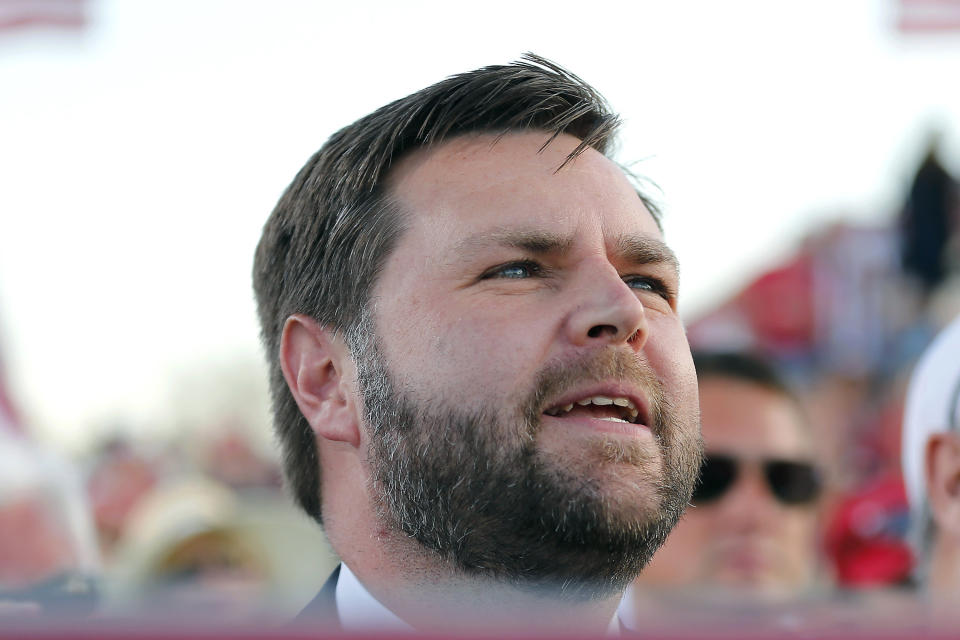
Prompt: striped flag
<box><xmin>897</xmin><ymin>0</ymin><xmax>960</xmax><ymax>33</ymax></box>
<box><xmin>0</xmin><ymin>0</ymin><xmax>87</xmax><ymax>32</ymax></box>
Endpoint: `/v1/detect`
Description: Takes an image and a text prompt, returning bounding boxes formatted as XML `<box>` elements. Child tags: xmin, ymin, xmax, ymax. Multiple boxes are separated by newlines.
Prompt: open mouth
<box><xmin>543</xmin><ymin>395</ymin><xmax>641</xmax><ymax>425</ymax></box>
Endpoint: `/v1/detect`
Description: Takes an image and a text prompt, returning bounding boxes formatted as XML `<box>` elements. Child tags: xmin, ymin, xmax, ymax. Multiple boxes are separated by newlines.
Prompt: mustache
<box><xmin>523</xmin><ymin>349</ymin><xmax>667</xmax><ymax>437</ymax></box>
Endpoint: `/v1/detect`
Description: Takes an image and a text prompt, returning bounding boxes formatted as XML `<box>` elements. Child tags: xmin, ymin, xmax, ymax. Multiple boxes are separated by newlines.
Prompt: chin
<box><xmin>539</xmin><ymin>441</ymin><xmax>667</xmax><ymax>522</ymax></box>
<box><xmin>711</xmin><ymin>570</ymin><xmax>797</xmax><ymax>598</ymax></box>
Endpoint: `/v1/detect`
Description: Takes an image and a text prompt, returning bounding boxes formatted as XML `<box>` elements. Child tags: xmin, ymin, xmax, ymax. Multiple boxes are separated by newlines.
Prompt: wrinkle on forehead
<box><xmin>452</xmin><ymin>228</ymin><xmax>574</xmax><ymax>257</ymax></box>
<box><xmin>385</xmin><ymin>131</ymin><xmax>665</xmax><ymax>268</ymax></box>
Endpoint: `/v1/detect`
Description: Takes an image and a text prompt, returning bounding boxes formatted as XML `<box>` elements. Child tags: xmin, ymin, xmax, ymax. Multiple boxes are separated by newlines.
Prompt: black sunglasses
<box><xmin>691</xmin><ymin>453</ymin><xmax>822</xmax><ymax>506</ymax></box>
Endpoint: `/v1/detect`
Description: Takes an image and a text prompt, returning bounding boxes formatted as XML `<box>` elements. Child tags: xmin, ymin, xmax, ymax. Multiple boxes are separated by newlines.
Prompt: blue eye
<box><xmin>483</xmin><ymin>261</ymin><xmax>542</xmax><ymax>280</ymax></box>
<box><xmin>624</xmin><ymin>276</ymin><xmax>673</xmax><ymax>300</ymax></box>
<box><xmin>499</xmin><ymin>264</ymin><xmax>532</xmax><ymax>278</ymax></box>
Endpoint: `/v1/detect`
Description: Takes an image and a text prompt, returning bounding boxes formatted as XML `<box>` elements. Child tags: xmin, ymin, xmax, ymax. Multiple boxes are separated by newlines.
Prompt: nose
<box><xmin>564</xmin><ymin>263</ymin><xmax>648</xmax><ymax>350</ymax></box>
<box><xmin>718</xmin><ymin>465</ymin><xmax>780</xmax><ymax>533</ymax></box>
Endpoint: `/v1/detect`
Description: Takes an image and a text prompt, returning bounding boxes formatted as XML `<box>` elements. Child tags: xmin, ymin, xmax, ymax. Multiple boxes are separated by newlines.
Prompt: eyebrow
<box><xmin>615</xmin><ymin>234</ymin><xmax>680</xmax><ymax>276</ymax></box>
<box><xmin>453</xmin><ymin>228</ymin><xmax>679</xmax><ymax>274</ymax></box>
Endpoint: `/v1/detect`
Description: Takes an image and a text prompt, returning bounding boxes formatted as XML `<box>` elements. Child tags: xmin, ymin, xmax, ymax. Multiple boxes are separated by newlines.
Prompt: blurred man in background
<box><xmin>902</xmin><ymin>314</ymin><xmax>960</xmax><ymax>596</ymax></box>
<box><xmin>85</xmin><ymin>438</ymin><xmax>160</xmax><ymax>560</ymax></box>
<box><xmin>253</xmin><ymin>55</ymin><xmax>703</xmax><ymax>635</ymax></box>
<box><xmin>899</xmin><ymin>134</ymin><xmax>958</xmax><ymax>298</ymax></box>
<box><xmin>626</xmin><ymin>352</ymin><xmax>823</xmax><ymax>618</ymax></box>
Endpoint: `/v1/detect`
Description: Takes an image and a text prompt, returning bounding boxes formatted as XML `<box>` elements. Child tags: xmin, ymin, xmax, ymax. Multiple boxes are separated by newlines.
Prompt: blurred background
<box><xmin>0</xmin><ymin>0</ymin><xmax>958</xmax><ymax>629</ymax></box>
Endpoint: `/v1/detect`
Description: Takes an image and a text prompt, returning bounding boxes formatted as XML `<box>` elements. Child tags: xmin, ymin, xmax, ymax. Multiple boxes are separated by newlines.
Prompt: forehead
<box><xmin>698</xmin><ymin>377</ymin><xmax>811</xmax><ymax>458</ymax></box>
<box><xmin>386</xmin><ymin>132</ymin><xmax>662</xmax><ymax>243</ymax></box>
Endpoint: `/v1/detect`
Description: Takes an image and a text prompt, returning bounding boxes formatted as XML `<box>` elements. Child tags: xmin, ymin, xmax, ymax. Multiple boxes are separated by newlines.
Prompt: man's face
<box><xmin>636</xmin><ymin>376</ymin><xmax>820</xmax><ymax>597</ymax></box>
<box><xmin>354</xmin><ymin>132</ymin><xmax>701</xmax><ymax>597</ymax></box>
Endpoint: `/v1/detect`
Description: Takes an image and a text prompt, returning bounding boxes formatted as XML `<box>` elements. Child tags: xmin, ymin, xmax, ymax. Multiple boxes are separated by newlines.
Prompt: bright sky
<box><xmin>1</xmin><ymin>0</ymin><xmax>958</xmax><ymax>450</ymax></box>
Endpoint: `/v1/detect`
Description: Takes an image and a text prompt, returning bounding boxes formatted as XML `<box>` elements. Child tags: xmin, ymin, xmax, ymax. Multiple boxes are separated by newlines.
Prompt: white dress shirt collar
<box><xmin>336</xmin><ymin>562</ymin><xmax>622</xmax><ymax>635</ymax></box>
<box><xmin>335</xmin><ymin>563</ymin><xmax>414</xmax><ymax>632</ymax></box>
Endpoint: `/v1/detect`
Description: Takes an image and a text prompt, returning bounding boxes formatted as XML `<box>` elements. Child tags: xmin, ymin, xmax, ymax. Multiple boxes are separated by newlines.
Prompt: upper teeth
<box><xmin>547</xmin><ymin>396</ymin><xmax>640</xmax><ymax>422</ymax></box>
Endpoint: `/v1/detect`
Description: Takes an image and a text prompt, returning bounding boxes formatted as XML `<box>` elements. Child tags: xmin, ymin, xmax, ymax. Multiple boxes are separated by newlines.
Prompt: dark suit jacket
<box><xmin>294</xmin><ymin>564</ymin><xmax>341</xmax><ymax>630</ymax></box>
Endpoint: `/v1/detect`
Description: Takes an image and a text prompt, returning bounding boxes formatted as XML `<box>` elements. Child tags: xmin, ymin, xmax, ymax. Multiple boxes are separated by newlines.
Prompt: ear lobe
<box><xmin>925</xmin><ymin>433</ymin><xmax>960</xmax><ymax>535</ymax></box>
<box><xmin>279</xmin><ymin>314</ymin><xmax>361</xmax><ymax>448</ymax></box>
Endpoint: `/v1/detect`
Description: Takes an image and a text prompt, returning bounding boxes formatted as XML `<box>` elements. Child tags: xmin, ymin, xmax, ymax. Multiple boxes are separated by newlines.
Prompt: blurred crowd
<box><xmin>0</xmin><ymin>135</ymin><xmax>958</xmax><ymax>632</ymax></box>
<box><xmin>0</xmin><ymin>411</ymin><xmax>338</xmax><ymax>624</ymax></box>
<box><xmin>683</xmin><ymin>133</ymin><xmax>958</xmax><ymax>591</ymax></box>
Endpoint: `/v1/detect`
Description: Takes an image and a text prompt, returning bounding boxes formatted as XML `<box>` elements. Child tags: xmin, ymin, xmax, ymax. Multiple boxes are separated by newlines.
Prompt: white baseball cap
<box><xmin>902</xmin><ymin>315</ymin><xmax>960</xmax><ymax>522</ymax></box>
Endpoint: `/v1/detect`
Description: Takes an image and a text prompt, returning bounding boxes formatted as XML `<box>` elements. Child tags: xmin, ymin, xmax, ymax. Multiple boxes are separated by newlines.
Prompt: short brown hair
<box><xmin>253</xmin><ymin>54</ymin><xmax>648</xmax><ymax>523</ymax></box>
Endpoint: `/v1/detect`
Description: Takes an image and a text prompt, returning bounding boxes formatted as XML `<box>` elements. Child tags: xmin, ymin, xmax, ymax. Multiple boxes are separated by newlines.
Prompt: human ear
<box><xmin>279</xmin><ymin>314</ymin><xmax>361</xmax><ymax>448</ymax></box>
<box><xmin>925</xmin><ymin>433</ymin><xmax>960</xmax><ymax>534</ymax></box>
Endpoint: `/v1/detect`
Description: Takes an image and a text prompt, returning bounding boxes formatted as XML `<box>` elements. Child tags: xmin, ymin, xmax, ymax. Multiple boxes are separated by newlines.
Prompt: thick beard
<box><xmin>348</xmin><ymin>317</ymin><xmax>702</xmax><ymax>602</ymax></box>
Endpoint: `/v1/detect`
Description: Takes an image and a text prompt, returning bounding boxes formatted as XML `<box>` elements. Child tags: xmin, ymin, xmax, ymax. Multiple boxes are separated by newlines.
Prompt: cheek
<box><xmin>782</xmin><ymin>512</ymin><xmax>819</xmax><ymax>545</ymax></box>
<box><xmin>640</xmin><ymin>518</ymin><xmax>705</xmax><ymax>581</ymax></box>
<box><xmin>647</xmin><ymin>319</ymin><xmax>698</xmax><ymax>412</ymax></box>
<box><xmin>678</xmin><ymin>509</ymin><xmax>720</xmax><ymax>543</ymax></box>
<box><xmin>779</xmin><ymin>514</ymin><xmax>819</xmax><ymax>579</ymax></box>
<box><xmin>378</xmin><ymin>298</ymin><xmax>548</xmax><ymax>402</ymax></box>
<box><xmin>443</xmin><ymin>312</ymin><xmax>550</xmax><ymax>388</ymax></box>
